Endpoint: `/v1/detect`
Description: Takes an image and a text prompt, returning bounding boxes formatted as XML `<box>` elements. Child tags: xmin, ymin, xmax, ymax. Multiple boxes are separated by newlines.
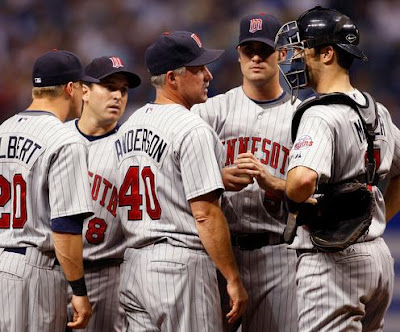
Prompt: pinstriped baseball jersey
<box><xmin>66</xmin><ymin>120</ymin><xmax>125</xmax><ymax>260</ymax></box>
<box><xmin>0</xmin><ymin>111</ymin><xmax>93</xmax><ymax>250</ymax></box>
<box><xmin>114</xmin><ymin>103</ymin><xmax>225</xmax><ymax>250</ymax></box>
<box><xmin>192</xmin><ymin>87</ymin><xmax>300</xmax><ymax>332</ymax></box>
<box><xmin>65</xmin><ymin>120</ymin><xmax>126</xmax><ymax>332</ymax></box>
<box><xmin>115</xmin><ymin>103</ymin><xmax>225</xmax><ymax>332</ymax></box>
<box><xmin>288</xmin><ymin>89</ymin><xmax>400</xmax><ymax>249</ymax></box>
<box><xmin>192</xmin><ymin>87</ymin><xmax>300</xmax><ymax>235</ymax></box>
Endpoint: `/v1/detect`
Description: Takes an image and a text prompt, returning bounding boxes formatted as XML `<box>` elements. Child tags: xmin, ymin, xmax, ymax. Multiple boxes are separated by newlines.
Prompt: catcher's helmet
<box><xmin>297</xmin><ymin>6</ymin><xmax>367</xmax><ymax>61</ymax></box>
<box><xmin>274</xmin><ymin>6</ymin><xmax>367</xmax><ymax>103</ymax></box>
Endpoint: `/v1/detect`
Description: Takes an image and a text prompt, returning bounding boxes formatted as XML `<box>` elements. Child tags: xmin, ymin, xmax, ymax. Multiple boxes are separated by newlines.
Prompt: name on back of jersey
<box><xmin>352</xmin><ymin>114</ymin><xmax>387</xmax><ymax>149</ymax></box>
<box><xmin>0</xmin><ymin>134</ymin><xmax>44</xmax><ymax>169</ymax></box>
<box><xmin>115</xmin><ymin>127</ymin><xmax>169</xmax><ymax>167</ymax></box>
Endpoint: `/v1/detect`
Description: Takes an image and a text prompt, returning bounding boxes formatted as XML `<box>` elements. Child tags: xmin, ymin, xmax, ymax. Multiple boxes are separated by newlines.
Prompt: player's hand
<box><xmin>226</xmin><ymin>278</ymin><xmax>248</xmax><ymax>324</ymax></box>
<box><xmin>222</xmin><ymin>166</ymin><xmax>255</xmax><ymax>191</ymax></box>
<box><xmin>236</xmin><ymin>152</ymin><xmax>280</xmax><ymax>193</ymax></box>
<box><xmin>67</xmin><ymin>295</ymin><xmax>92</xmax><ymax>329</ymax></box>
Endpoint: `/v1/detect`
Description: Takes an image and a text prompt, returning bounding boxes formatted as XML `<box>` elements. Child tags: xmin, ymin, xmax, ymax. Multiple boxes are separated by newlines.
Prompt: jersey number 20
<box><xmin>119</xmin><ymin>166</ymin><xmax>161</xmax><ymax>220</ymax></box>
<box><xmin>0</xmin><ymin>174</ymin><xmax>27</xmax><ymax>228</ymax></box>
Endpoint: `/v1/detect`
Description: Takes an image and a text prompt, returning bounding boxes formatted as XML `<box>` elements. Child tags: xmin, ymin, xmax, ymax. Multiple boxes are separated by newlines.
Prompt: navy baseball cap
<box><xmin>32</xmin><ymin>50</ymin><xmax>99</xmax><ymax>87</ymax></box>
<box><xmin>84</xmin><ymin>56</ymin><xmax>141</xmax><ymax>88</ymax></box>
<box><xmin>238</xmin><ymin>13</ymin><xmax>281</xmax><ymax>48</ymax></box>
<box><xmin>145</xmin><ymin>31</ymin><xmax>224</xmax><ymax>76</ymax></box>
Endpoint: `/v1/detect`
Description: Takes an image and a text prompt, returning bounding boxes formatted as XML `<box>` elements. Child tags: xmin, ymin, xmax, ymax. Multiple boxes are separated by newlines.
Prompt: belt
<box><xmin>231</xmin><ymin>232</ymin><xmax>284</xmax><ymax>251</ymax></box>
<box><xmin>3</xmin><ymin>247</ymin><xmax>60</xmax><ymax>265</ymax></box>
<box><xmin>83</xmin><ymin>258</ymin><xmax>123</xmax><ymax>269</ymax></box>
<box><xmin>4</xmin><ymin>247</ymin><xmax>27</xmax><ymax>255</ymax></box>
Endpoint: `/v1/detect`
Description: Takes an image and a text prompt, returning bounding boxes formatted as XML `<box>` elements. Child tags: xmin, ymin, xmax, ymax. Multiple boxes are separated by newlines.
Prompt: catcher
<box><xmin>275</xmin><ymin>6</ymin><xmax>400</xmax><ymax>331</ymax></box>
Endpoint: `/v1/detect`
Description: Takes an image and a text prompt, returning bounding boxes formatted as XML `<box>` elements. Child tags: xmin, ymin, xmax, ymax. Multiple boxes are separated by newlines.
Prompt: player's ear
<box><xmin>166</xmin><ymin>70</ymin><xmax>178</xmax><ymax>88</ymax></box>
<box><xmin>278</xmin><ymin>49</ymin><xmax>287</xmax><ymax>61</ymax></box>
<box><xmin>82</xmin><ymin>83</ymin><xmax>90</xmax><ymax>102</ymax></box>
<box><xmin>64</xmin><ymin>82</ymin><xmax>74</xmax><ymax>97</ymax></box>
<box><xmin>321</xmin><ymin>46</ymin><xmax>334</xmax><ymax>63</ymax></box>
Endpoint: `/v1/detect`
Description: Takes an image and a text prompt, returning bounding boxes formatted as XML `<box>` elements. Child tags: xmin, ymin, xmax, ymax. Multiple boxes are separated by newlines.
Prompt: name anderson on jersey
<box><xmin>0</xmin><ymin>134</ymin><xmax>42</xmax><ymax>167</ymax></box>
<box><xmin>115</xmin><ymin>128</ymin><xmax>168</xmax><ymax>165</ymax></box>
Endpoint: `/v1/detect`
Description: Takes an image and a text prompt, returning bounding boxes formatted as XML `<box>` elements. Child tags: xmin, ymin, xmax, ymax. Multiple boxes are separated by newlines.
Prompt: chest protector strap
<box><xmin>291</xmin><ymin>92</ymin><xmax>379</xmax><ymax>187</ymax></box>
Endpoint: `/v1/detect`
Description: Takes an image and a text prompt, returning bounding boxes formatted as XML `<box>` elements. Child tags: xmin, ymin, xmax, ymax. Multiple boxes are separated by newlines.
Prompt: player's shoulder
<box><xmin>192</xmin><ymin>87</ymin><xmax>243</xmax><ymax>113</ymax></box>
<box><xmin>123</xmin><ymin>102</ymin><xmax>206</xmax><ymax>130</ymax></box>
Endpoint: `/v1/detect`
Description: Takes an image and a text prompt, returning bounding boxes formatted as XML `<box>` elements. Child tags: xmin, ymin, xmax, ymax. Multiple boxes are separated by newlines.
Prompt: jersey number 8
<box><xmin>119</xmin><ymin>166</ymin><xmax>161</xmax><ymax>221</ymax></box>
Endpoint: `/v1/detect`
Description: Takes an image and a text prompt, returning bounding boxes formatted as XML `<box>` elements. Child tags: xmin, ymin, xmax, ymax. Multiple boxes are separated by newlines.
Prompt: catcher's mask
<box><xmin>274</xmin><ymin>6</ymin><xmax>367</xmax><ymax>103</ymax></box>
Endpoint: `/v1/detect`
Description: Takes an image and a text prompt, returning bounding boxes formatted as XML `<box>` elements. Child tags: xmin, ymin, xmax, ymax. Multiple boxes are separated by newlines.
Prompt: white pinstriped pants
<box><xmin>0</xmin><ymin>247</ymin><xmax>68</xmax><ymax>332</ymax></box>
<box><xmin>296</xmin><ymin>237</ymin><xmax>394</xmax><ymax>332</ymax></box>
<box><xmin>120</xmin><ymin>243</ymin><xmax>223</xmax><ymax>332</ymax></box>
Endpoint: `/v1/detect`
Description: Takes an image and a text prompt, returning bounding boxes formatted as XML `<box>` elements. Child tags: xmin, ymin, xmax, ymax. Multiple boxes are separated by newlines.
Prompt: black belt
<box><xmin>231</xmin><ymin>233</ymin><xmax>284</xmax><ymax>251</ymax></box>
<box><xmin>3</xmin><ymin>247</ymin><xmax>59</xmax><ymax>265</ymax></box>
<box><xmin>4</xmin><ymin>247</ymin><xmax>27</xmax><ymax>255</ymax></box>
<box><xmin>83</xmin><ymin>258</ymin><xmax>123</xmax><ymax>269</ymax></box>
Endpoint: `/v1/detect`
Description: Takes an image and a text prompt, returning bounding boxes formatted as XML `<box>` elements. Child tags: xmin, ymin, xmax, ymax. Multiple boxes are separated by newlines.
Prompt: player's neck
<box><xmin>154</xmin><ymin>90</ymin><xmax>190</xmax><ymax>109</ymax></box>
<box><xmin>314</xmin><ymin>68</ymin><xmax>353</xmax><ymax>94</ymax></box>
<box><xmin>26</xmin><ymin>98</ymin><xmax>69</xmax><ymax>122</ymax></box>
<box><xmin>77</xmin><ymin>112</ymin><xmax>117</xmax><ymax>136</ymax></box>
<box><xmin>242</xmin><ymin>79</ymin><xmax>283</xmax><ymax>101</ymax></box>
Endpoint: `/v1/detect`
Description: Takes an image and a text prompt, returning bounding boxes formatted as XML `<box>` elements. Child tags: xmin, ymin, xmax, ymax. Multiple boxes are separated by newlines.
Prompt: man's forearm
<box><xmin>53</xmin><ymin>232</ymin><xmax>84</xmax><ymax>281</ymax></box>
<box><xmin>195</xmin><ymin>206</ymin><xmax>241</xmax><ymax>283</ymax></box>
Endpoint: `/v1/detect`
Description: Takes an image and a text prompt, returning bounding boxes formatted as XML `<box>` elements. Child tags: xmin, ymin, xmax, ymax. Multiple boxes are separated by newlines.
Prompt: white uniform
<box><xmin>0</xmin><ymin>111</ymin><xmax>93</xmax><ymax>332</ymax></box>
<box><xmin>115</xmin><ymin>103</ymin><xmax>225</xmax><ymax>332</ymax></box>
<box><xmin>65</xmin><ymin>120</ymin><xmax>126</xmax><ymax>332</ymax></box>
<box><xmin>289</xmin><ymin>89</ymin><xmax>400</xmax><ymax>331</ymax></box>
<box><xmin>192</xmin><ymin>87</ymin><xmax>299</xmax><ymax>332</ymax></box>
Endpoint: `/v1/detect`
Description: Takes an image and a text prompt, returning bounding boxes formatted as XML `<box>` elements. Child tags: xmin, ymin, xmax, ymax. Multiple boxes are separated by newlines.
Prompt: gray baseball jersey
<box><xmin>289</xmin><ymin>89</ymin><xmax>400</xmax><ymax>331</ymax></box>
<box><xmin>115</xmin><ymin>103</ymin><xmax>225</xmax><ymax>332</ymax></box>
<box><xmin>192</xmin><ymin>87</ymin><xmax>299</xmax><ymax>332</ymax></box>
<box><xmin>65</xmin><ymin>119</ymin><xmax>126</xmax><ymax>332</ymax></box>
<box><xmin>0</xmin><ymin>111</ymin><xmax>93</xmax><ymax>331</ymax></box>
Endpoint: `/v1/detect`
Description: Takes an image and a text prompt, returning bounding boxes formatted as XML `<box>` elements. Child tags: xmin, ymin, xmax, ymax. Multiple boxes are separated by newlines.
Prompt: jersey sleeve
<box><xmin>288</xmin><ymin>114</ymin><xmax>334</xmax><ymax>181</ymax></box>
<box><xmin>179</xmin><ymin>125</ymin><xmax>224</xmax><ymax>200</ymax></box>
<box><xmin>48</xmin><ymin>142</ymin><xmax>94</xmax><ymax>219</ymax></box>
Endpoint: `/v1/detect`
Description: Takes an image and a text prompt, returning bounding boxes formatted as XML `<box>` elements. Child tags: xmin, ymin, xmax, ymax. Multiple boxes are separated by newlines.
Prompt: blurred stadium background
<box><xmin>1</xmin><ymin>0</ymin><xmax>399</xmax><ymax>329</ymax></box>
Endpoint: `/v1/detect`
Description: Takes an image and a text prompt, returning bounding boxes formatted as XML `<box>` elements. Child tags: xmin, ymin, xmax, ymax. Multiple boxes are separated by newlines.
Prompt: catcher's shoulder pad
<box><xmin>291</xmin><ymin>92</ymin><xmax>376</xmax><ymax>142</ymax></box>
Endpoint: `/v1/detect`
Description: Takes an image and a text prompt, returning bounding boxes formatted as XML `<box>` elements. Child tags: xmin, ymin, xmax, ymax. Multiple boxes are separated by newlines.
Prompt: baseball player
<box><xmin>65</xmin><ymin>56</ymin><xmax>141</xmax><ymax>331</ymax></box>
<box><xmin>275</xmin><ymin>6</ymin><xmax>400</xmax><ymax>331</ymax></box>
<box><xmin>0</xmin><ymin>50</ymin><xmax>97</xmax><ymax>331</ymax></box>
<box><xmin>192</xmin><ymin>13</ymin><xmax>299</xmax><ymax>332</ymax></box>
<box><xmin>114</xmin><ymin>31</ymin><xmax>248</xmax><ymax>332</ymax></box>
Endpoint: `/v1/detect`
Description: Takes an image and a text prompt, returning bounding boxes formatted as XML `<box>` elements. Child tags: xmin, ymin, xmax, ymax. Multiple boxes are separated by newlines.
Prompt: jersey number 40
<box><xmin>119</xmin><ymin>166</ymin><xmax>161</xmax><ymax>220</ymax></box>
<box><xmin>0</xmin><ymin>174</ymin><xmax>27</xmax><ymax>228</ymax></box>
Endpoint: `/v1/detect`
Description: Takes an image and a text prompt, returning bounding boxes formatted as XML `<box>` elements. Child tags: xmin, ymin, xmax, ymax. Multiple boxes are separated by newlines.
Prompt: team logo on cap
<box><xmin>191</xmin><ymin>33</ymin><xmax>202</xmax><ymax>48</ymax></box>
<box><xmin>249</xmin><ymin>19</ymin><xmax>263</xmax><ymax>33</ymax></box>
<box><xmin>109</xmin><ymin>57</ymin><xmax>124</xmax><ymax>68</ymax></box>
<box><xmin>346</xmin><ymin>34</ymin><xmax>357</xmax><ymax>43</ymax></box>
<box><xmin>34</xmin><ymin>77</ymin><xmax>42</xmax><ymax>83</ymax></box>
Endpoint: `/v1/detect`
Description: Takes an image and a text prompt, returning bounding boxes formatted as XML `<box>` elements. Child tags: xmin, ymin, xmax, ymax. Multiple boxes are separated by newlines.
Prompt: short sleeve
<box><xmin>48</xmin><ymin>143</ymin><xmax>93</xmax><ymax>218</ymax></box>
<box><xmin>179</xmin><ymin>125</ymin><xmax>224</xmax><ymax>200</ymax></box>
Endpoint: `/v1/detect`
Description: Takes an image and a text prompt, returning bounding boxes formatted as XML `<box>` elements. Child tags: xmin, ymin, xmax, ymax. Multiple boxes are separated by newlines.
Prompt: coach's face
<box><xmin>83</xmin><ymin>73</ymin><xmax>129</xmax><ymax>126</ymax></box>
<box><xmin>176</xmin><ymin>65</ymin><xmax>213</xmax><ymax>108</ymax></box>
<box><xmin>238</xmin><ymin>41</ymin><xmax>280</xmax><ymax>85</ymax></box>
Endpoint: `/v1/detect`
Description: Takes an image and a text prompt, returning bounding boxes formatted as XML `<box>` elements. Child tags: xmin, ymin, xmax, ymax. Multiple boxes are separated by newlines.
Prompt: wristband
<box><xmin>284</xmin><ymin>192</ymin><xmax>303</xmax><ymax>214</ymax></box>
<box><xmin>69</xmin><ymin>277</ymin><xmax>87</xmax><ymax>296</ymax></box>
